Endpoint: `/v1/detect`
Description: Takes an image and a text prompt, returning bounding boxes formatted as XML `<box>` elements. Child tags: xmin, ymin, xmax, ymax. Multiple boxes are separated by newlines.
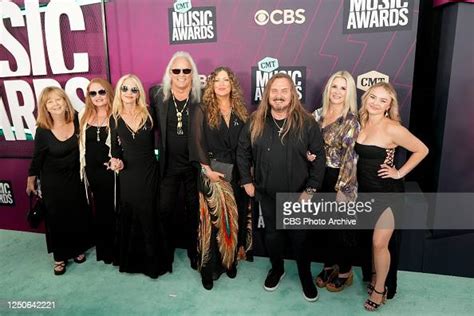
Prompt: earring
<box><xmin>384</xmin><ymin>110</ymin><xmax>389</xmax><ymax>117</ymax></box>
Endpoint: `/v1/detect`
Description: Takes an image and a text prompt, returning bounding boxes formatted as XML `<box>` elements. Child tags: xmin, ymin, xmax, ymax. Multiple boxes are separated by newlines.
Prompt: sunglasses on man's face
<box><xmin>171</xmin><ymin>68</ymin><xmax>192</xmax><ymax>75</ymax></box>
<box><xmin>120</xmin><ymin>85</ymin><xmax>140</xmax><ymax>94</ymax></box>
<box><xmin>89</xmin><ymin>89</ymin><xmax>106</xmax><ymax>97</ymax></box>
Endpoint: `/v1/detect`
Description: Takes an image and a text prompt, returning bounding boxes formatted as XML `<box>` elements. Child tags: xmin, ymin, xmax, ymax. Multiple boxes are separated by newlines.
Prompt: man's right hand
<box><xmin>243</xmin><ymin>183</ymin><xmax>255</xmax><ymax>197</ymax></box>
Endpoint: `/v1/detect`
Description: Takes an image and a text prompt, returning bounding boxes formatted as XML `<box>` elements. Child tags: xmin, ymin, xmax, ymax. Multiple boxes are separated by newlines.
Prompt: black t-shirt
<box><xmin>265</xmin><ymin>118</ymin><xmax>290</xmax><ymax>196</ymax></box>
<box><xmin>165</xmin><ymin>97</ymin><xmax>191</xmax><ymax>175</ymax></box>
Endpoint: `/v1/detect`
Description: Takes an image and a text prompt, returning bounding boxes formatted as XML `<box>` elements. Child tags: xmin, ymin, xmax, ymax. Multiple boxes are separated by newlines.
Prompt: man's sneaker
<box><xmin>302</xmin><ymin>279</ymin><xmax>319</xmax><ymax>302</ymax></box>
<box><xmin>264</xmin><ymin>269</ymin><xmax>286</xmax><ymax>291</ymax></box>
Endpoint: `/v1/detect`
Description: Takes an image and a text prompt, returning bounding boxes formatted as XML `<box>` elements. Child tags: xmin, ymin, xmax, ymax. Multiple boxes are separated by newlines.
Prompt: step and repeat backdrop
<box><xmin>1</xmin><ymin>0</ymin><xmax>420</xmax><ymax>230</ymax></box>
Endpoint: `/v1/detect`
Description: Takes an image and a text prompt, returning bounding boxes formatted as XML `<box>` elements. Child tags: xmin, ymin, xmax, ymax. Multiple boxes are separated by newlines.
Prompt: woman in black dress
<box><xmin>356</xmin><ymin>82</ymin><xmax>428</xmax><ymax>311</ymax></box>
<box><xmin>26</xmin><ymin>87</ymin><xmax>93</xmax><ymax>275</ymax></box>
<box><xmin>108</xmin><ymin>74</ymin><xmax>171</xmax><ymax>278</ymax></box>
<box><xmin>190</xmin><ymin>67</ymin><xmax>250</xmax><ymax>290</ymax></box>
<box><xmin>79</xmin><ymin>78</ymin><xmax>115</xmax><ymax>264</ymax></box>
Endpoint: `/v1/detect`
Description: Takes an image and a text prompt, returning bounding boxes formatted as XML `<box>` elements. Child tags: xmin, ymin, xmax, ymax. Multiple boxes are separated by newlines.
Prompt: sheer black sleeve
<box><xmin>109</xmin><ymin>117</ymin><xmax>123</xmax><ymax>159</ymax></box>
<box><xmin>28</xmin><ymin>127</ymin><xmax>48</xmax><ymax>176</ymax></box>
<box><xmin>236</xmin><ymin>120</ymin><xmax>253</xmax><ymax>185</ymax></box>
<box><xmin>189</xmin><ymin>104</ymin><xmax>210</xmax><ymax>166</ymax></box>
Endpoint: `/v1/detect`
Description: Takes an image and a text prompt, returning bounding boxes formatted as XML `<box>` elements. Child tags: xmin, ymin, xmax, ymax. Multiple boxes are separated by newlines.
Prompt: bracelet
<box><xmin>305</xmin><ymin>187</ymin><xmax>317</xmax><ymax>195</ymax></box>
<box><xmin>201</xmin><ymin>166</ymin><xmax>207</xmax><ymax>175</ymax></box>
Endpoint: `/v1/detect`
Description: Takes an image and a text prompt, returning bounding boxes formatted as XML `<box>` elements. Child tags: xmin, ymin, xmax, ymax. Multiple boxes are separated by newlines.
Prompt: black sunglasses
<box><xmin>171</xmin><ymin>68</ymin><xmax>192</xmax><ymax>75</ymax></box>
<box><xmin>89</xmin><ymin>89</ymin><xmax>106</xmax><ymax>97</ymax></box>
<box><xmin>120</xmin><ymin>85</ymin><xmax>140</xmax><ymax>94</ymax></box>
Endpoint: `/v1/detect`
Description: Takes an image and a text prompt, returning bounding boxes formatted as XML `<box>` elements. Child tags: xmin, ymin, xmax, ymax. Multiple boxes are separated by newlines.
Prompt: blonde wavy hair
<box><xmin>320</xmin><ymin>70</ymin><xmax>357</xmax><ymax>118</ymax></box>
<box><xmin>112</xmin><ymin>74</ymin><xmax>152</xmax><ymax>129</ymax></box>
<box><xmin>250</xmin><ymin>73</ymin><xmax>311</xmax><ymax>144</ymax></box>
<box><xmin>359</xmin><ymin>82</ymin><xmax>401</xmax><ymax>128</ymax></box>
<box><xmin>79</xmin><ymin>78</ymin><xmax>114</xmax><ymax>134</ymax></box>
<box><xmin>202</xmin><ymin>66</ymin><xmax>248</xmax><ymax>129</ymax></box>
<box><xmin>36</xmin><ymin>87</ymin><xmax>75</xmax><ymax>130</ymax></box>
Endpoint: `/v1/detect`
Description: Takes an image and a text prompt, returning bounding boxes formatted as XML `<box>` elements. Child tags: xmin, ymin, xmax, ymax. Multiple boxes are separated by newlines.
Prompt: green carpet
<box><xmin>0</xmin><ymin>229</ymin><xmax>473</xmax><ymax>315</ymax></box>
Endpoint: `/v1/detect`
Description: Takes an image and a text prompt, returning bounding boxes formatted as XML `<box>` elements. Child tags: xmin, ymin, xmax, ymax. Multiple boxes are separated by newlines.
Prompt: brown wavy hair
<box><xmin>202</xmin><ymin>66</ymin><xmax>248</xmax><ymax>129</ymax></box>
<box><xmin>36</xmin><ymin>87</ymin><xmax>76</xmax><ymax>130</ymax></box>
<box><xmin>250</xmin><ymin>73</ymin><xmax>311</xmax><ymax>144</ymax></box>
<box><xmin>79</xmin><ymin>78</ymin><xmax>114</xmax><ymax>134</ymax></box>
<box><xmin>359</xmin><ymin>82</ymin><xmax>401</xmax><ymax>128</ymax></box>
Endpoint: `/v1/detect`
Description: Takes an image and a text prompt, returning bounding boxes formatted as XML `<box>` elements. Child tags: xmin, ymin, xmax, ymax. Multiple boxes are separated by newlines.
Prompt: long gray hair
<box><xmin>160</xmin><ymin>51</ymin><xmax>201</xmax><ymax>102</ymax></box>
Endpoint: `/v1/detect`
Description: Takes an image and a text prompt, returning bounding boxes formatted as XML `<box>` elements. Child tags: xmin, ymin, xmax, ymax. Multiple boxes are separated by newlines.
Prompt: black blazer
<box><xmin>149</xmin><ymin>85</ymin><xmax>200</xmax><ymax>178</ymax></box>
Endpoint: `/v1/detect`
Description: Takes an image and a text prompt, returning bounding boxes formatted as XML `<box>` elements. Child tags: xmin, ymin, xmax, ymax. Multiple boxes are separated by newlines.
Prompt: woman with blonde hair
<box><xmin>108</xmin><ymin>74</ymin><xmax>171</xmax><ymax>278</ymax></box>
<box><xmin>310</xmin><ymin>70</ymin><xmax>360</xmax><ymax>292</ymax></box>
<box><xmin>356</xmin><ymin>82</ymin><xmax>428</xmax><ymax>310</ymax></box>
<box><xmin>26</xmin><ymin>86</ymin><xmax>93</xmax><ymax>275</ymax></box>
<box><xmin>190</xmin><ymin>66</ymin><xmax>250</xmax><ymax>290</ymax></box>
<box><xmin>79</xmin><ymin>78</ymin><xmax>115</xmax><ymax>264</ymax></box>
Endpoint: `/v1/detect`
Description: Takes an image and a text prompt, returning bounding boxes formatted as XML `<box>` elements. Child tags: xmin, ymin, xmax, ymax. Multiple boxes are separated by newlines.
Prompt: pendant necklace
<box><xmin>272</xmin><ymin>116</ymin><xmax>287</xmax><ymax>137</ymax></box>
<box><xmin>124</xmin><ymin>111</ymin><xmax>138</xmax><ymax>140</ymax></box>
<box><xmin>95</xmin><ymin>114</ymin><xmax>108</xmax><ymax>142</ymax></box>
<box><xmin>173</xmin><ymin>93</ymin><xmax>189</xmax><ymax>135</ymax></box>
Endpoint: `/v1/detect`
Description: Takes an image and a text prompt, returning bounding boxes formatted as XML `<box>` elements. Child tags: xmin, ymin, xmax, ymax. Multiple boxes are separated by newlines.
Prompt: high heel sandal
<box><xmin>74</xmin><ymin>254</ymin><xmax>86</xmax><ymax>264</ymax></box>
<box><xmin>367</xmin><ymin>272</ymin><xmax>376</xmax><ymax>294</ymax></box>
<box><xmin>364</xmin><ymin>286</ymin><xmax>387</xmax><ymax>311</ymax></box>
<box><xmin>54</xmin><ymin>261</ymin><xmax>66</xmax><ymax>275</ymax></box>
<box><xmin>326</xmin><ymin>271</ymin><xmax>353</xmax><ymax>292</ymax></box>
<box><xmin>315</xmin><ymin>265</ymin><xmax>338</xmax><ymax>288</ymax></box>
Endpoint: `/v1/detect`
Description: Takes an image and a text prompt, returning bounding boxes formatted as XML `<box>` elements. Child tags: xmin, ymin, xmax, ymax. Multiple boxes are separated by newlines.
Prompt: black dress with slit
<box><xmin>85</xmin><ymin>125</ymin><xmax>115</xmax><ymax>263</ymax></box>
<box><xmin>355</xmin><ymin>142</ymin><xmax>404</xmax><ymax>299</ymax></box>
<box><xmin>29</xmin><ymin>115</ymin><xmax>93</xmax><ymax>262</ymax></box>
<box><xmin>109</xmin><ymin>116</ymin><xmax>171</xmax><ymax>278</ymax></box>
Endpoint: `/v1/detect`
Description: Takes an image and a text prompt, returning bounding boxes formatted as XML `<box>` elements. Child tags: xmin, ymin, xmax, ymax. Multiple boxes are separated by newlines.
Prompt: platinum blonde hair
<box><xmin>161</xmin><ymin>51</ymin><xmax>201</xmax><ymax>102</ymax></box>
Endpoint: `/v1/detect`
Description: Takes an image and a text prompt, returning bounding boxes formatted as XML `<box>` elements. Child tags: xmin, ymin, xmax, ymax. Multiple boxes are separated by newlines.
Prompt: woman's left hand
<box><xmin>378</xmin><ymin>164</ymin><xmax>401</xmax><ymax>179</ymax></box>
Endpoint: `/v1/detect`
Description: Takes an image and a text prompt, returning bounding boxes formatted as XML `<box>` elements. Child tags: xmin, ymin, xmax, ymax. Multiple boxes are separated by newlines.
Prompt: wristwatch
<box><xmin>305</xmin><ymin>187</ymin><xmax>317</xmax><ymax>195</ymax></box>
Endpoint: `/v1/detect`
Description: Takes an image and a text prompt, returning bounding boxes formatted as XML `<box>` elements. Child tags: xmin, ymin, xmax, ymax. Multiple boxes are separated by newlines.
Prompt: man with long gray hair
<box><xmin>150</xmin><ymin>51</ymin><xmax>202</xmax><ymax>270</ymax></box>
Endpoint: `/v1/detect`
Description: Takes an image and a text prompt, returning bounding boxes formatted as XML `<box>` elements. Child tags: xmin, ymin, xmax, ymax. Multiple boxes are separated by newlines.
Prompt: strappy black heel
<box><xmin>364</xmin><ymin>286</ymin><xmax>387</xmax><ymax>311</ymax></box>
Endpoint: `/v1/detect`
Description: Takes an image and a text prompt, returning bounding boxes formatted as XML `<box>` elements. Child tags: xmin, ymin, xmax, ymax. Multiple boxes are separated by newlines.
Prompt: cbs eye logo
<box><xmin>254</xmin><ymin>9</ymin><xmax>306</xmax><ymax>26</ymax></box>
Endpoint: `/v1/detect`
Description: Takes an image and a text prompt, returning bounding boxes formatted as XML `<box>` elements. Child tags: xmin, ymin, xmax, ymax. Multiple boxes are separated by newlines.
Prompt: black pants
<box><xmin>260</xmin><ymin>194</ymin><xmax>313</xmax><ymax>284</ymax></box>
<box><xmin>159</xmin><ymin>168</ymin><xmax>199</xmax><ymax>263</ymax></box>
<box><xmin>319</xmin><ymin>167</ymin><xmax>353</xmax><ymax>273</ymax></box>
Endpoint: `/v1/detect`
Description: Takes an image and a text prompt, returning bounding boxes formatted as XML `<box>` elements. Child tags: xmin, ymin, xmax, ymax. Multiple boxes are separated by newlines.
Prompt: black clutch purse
<box><xmin>27</xmin><ymin>195</ymin><xmax>45</xmax><ymax>229</ymax></box>
<box><xmin>210</xmin><ymin>159</ymin><xmax>234</xmax><ymax>182</ymax></box>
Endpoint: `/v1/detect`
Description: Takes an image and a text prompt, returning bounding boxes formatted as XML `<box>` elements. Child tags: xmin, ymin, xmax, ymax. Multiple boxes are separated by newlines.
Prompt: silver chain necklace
<box><xmin>272</xmin><ymin>116</ymin><xmax>287</xmax><ymax>137</ymax></box>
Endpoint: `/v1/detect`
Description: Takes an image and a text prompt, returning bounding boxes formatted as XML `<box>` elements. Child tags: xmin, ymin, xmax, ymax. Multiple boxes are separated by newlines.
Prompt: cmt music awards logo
<box><xmin>254</xmin><ymin>8</ymin><xmax>306</xmax><ymax>26</ymax></box>
<box><xmin>251</xmin><ymin>57</ymin><xmax>306</xmax><ymax>105</ymax></box>
<box><xmin>343</xmin><ymin>0</ymin><xmax>413</xmax><ymax>33</ymax></box>
<box><xmin>357</xmin><ymin>70</ymin><xmax>390</xmax><ymax>91</ymax></box>
<box><xmin>168</xmin><ymin>0</ymin><xmax>217</xmax><ymax>44</ymax></box>
<box><xmin>0</xmin><ymin>180</ymin><xmax>15</xmax><ymax>206</ymax></box>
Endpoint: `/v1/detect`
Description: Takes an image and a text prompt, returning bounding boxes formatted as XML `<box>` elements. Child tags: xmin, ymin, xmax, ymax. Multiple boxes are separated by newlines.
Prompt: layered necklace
<box><xmin>172</xmin><ymin>93</ymin><xmax>189</xmax><ymax>135</ymax></box>
<box><xmin>272</xmin><ymin>116</ymin><xmax>287</xmax><ymax>137</ymax></box>
<box><xmin>95</xmin><ymin>114</ymin><xmax>108</xmax><ymax>142</ymax></box>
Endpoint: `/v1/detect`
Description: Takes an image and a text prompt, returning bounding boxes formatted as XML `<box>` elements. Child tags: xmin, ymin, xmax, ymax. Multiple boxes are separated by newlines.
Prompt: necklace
<box><xmin>95</xmin><ymin>114</ymin><xmax>108</xmax><ymax>142</ymax></box>
<box><xmin>272</xmin><ymin>116</ymin><xmax>287</xmax><ymax>137</ymax></box>
<box><xmin>122</xmin><ymin>111</ymin><xmax>139</xmax><ymax>139</ymax></box>
<box><xmin>173</xmin><ymin>94</ymin><xmax>189</xmax><ymax>135</ymax></box>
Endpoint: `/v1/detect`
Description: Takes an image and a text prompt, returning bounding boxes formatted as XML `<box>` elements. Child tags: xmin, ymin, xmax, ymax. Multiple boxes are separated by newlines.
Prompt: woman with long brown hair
<box><xmin>190</xmin><ymin>66</ymin><xmax>250</xmax><ymax>290</ymax></box>
<box><xmin>79</xmin><ymin>78</ymin><xmax>115</xmax><ymax>264</ymax></box>
<box><xmin>26</xmin><ymin>87</ymin><xmax>93</xmax><ymax>275</ymax></box>
<box><xmin>356</xmin><ymin>82</ymin><xmax>428</xmax><ymax>311</ymax></box>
